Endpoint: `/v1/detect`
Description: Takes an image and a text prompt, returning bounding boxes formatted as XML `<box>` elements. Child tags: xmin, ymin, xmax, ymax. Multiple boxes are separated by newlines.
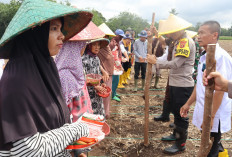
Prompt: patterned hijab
<box><xmin>55</xmin><ymin>41</ymin><xmax>86</xmax><ymax>104</ymax></box>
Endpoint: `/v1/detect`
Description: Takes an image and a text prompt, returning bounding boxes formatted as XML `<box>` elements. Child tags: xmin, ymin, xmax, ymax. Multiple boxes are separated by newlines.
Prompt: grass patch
<box><xmin>219</xmin><ymin>36</ymin><xmax>232</xmax><ymax>40</ymax></box>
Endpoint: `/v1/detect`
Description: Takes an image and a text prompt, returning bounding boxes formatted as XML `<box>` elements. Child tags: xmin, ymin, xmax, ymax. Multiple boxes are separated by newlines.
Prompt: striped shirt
<box><xmin>0</xmin><ymin>122</ymin><xmax>89</xmax><ymax>157</ymax></box>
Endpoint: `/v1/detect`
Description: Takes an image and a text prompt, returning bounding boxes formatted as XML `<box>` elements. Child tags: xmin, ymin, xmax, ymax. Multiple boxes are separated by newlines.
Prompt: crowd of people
<box><xmin>0</xmin><ymin>0</ymin><xmax>232</xmax><ymax>156</ymax></box>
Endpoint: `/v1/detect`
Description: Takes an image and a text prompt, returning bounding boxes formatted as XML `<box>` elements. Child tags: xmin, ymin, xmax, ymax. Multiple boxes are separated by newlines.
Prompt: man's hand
<box><xmin>146</xmin><ymin>54</ymin><xmax>156</xmax><ymax>64</ymax></box>
<box><xmin>150</xmin><ymin>26</ymin><xmax>158</xmax><ymax>37</ymax></box>
<box><xmin>180</xmin><ymin>103</ymin><xmax>190</xmax><ymax>117</ymax></box>
<box><xmin>203</xmin><ymin>70</ymin><xmax>229</xmax><ymax>92</ymax></box>
<box><xmin>139</xmin><ymin>56</ymin><xmax>144</xmax><ymax>63</ymax></box>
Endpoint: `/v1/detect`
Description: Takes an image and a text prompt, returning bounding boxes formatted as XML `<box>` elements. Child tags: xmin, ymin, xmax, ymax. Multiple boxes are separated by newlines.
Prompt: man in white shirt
<box><xmin>180</xmin><ymin>21</ymin><xmax>232</xmax><ymax>156</ymax></box>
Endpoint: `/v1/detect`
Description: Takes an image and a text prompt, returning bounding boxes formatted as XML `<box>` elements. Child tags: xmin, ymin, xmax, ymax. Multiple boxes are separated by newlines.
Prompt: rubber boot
<box><xmin>127</xmin><ymin>68</ymin><xmax>131</xmax><ymax>80</ymax></box>
<box><xmin>149</xmin><ymin>74</ymin><xmax>154</xmax><ymax>88</ymax></box>
<box><xmin>116</xmin><ymin>93</ymin><xmax>121</xmax><ymax>98</ymax></box>
<box><xmin>154</xmin><ymin>100</ymin><xmax>170</xmax><ymax>122</ymax></box>
<box><xmin>123</xmin><ymin>72</ymin><xmax>128</xmax><ymax>85</ymax></box>
<box><xmin>154</xmin><ymin>76</ymin><xmax>160</xmax><ymax>89</ymax></box>
<box><xmin>121</xmin><ymin>72</ymin><xmax>126</xmax><ymax>84</ymax></box>
<box><xmin>164</xmin><ymin>127</ymin><xmax>187</xmax><ymax>154</ymax></box>
<box><xmin>218</xmin><ymin>149</ymin><xmax>229</xmax><ymax>157</ymax></box>
<box><xmin>117</xmin><ymin>74</ymin><xmax>125</xmax><ymax>88</ymax></box>
<box><xmin>138</xmin><ymin>79</ymin><xmax>145</xmax><ymax>90</ymax></box>
<box><xmin>169</xmin><ymin>123</ymin><xmax>175</xmax><ymax>128</ymax></box>
<box><xmin>133</xmin><ymin>79</ymin><xmax>138</xmax><ymax>91</ymax></box>
<box><xmin>161</xmin><ymin>129</ymin><xmax>176</xmax><ymax>141</ymax></box>
<box><xmin>112</xmin><ymin>96</ymin><xmax>121</xmax><ymax>102</ymax></box>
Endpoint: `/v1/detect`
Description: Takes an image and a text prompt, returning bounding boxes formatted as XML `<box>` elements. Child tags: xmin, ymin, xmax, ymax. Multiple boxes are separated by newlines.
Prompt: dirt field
<box><xmin>89</xmin><ymin>40</ymin><xmax>232</xmax><ymax>157</ymax></box>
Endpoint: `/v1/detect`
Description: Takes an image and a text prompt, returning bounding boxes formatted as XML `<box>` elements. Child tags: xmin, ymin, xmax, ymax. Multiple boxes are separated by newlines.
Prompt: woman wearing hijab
<box><xmin>82</xmin><ymin>38</ymin><xmax>110</xmax><ymax>116</ymax></box>
<box><xmin>97</xmin><ymin>36</ymin><xmax>114</xmax><ymax>119</ymax></box>
<box><xmin>109</xmin><ymin>29</ymin><xmax>126</xmax><ymax>102</ymax></box>
<box><xmin>0</xmin><ymin>0</ymin><xmax>92</xmax><ymax>156</ymax></box>
<box><xmin>55</xmin><ymin>41</ymin><xmax>93</xmax><ymax>122</ymax></box>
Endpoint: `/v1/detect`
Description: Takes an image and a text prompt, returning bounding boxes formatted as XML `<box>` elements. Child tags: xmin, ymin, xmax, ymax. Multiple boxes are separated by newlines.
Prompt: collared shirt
<box><xmin>156</xmin><ymin>34</ymin><xmax>196</xmax><ymax>87</ymax></box>
<box><xmin>192</xmin><ymin>43</ymin><xmax>232</xmax><ymax>133</ymax></box>
<box><xmin>157</xmin><ymin>46</ymin><xmax>168</xmax><ymax>62</ymax></box>
<box><xmin>0</xmin><ymin>59</ymin><xmax>4</xmax><ymax>79</ymax></box>
<box><xmin>133</xmin><ymin>39</ymin><xmax>147</xmax><ymax>62</ymax></box>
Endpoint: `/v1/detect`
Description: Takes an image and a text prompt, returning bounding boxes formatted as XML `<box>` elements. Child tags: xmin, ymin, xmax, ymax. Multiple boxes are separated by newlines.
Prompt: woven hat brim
<box><xmin>87</xmin><ymin>38</ymin><xmax>110</xmax><ymax>49</ymax></box>
<box><xmin>159</xmin><ymin>25</ymin><xmax>192</xmax><ymax>35</ymax></box>
<box><xmin>98</xmin><ymin>23</ymin><xmax>116</xmax><ymax>37</ymax></box>
<box><xmin>63</xmin><ymin>12</ymin><xmax>93</xmax><ymax>41</ymax></box>
<box><xmin>185</xmin><ymin>30</ymin><xmax>198</xmax><ymax>38</ymax></box>
<box><xmin>158</xmin><ymin>14</ymin><xmax>192</xmax><ymax>35</ymax></box>
<box><xmin>69</xmin><ymin>21</ymin><xmax>105</xmax><ymax>41</ymax></box>
<box><xmin>0</xmin><ymin>0</ymin><xmax>93</xmax><ymax>59</ymax></box>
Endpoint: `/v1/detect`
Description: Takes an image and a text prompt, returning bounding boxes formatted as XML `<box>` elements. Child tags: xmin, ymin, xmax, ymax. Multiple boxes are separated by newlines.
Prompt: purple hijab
<box><xmin>55</xmin><ymin>41</ymin><xmax>86</xmax><ymax>104</ymax></box>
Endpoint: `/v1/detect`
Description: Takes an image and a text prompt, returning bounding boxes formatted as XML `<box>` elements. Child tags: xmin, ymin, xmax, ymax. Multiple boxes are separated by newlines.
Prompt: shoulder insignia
<box><xmin>175</xmin><ymin>38</ymin><xmax>190</xmax><ymax>57</ymax></box>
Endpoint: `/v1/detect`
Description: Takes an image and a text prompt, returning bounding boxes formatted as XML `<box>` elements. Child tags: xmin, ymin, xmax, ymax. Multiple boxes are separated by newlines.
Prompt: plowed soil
<box><xmin>89</xmin><ymin>40</ymin><xmax>232</xmax><ymax>157</ymax></box>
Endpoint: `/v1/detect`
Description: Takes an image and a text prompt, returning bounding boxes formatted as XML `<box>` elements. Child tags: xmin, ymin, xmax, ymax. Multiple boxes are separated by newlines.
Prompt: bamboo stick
<box><xmin>197</xmin><ymin>44</ymin><xmax>216</xmax><ymax>157</ymax></box>
<box><xmin>144</xmin><ymin>13</ymin><xmax>156</xmax><ymax>146</ymax></box>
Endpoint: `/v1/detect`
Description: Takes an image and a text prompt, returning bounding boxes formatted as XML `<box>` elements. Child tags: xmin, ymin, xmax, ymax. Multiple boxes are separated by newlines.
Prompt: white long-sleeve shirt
<box><xmin>193</xmin><ymin>43</ymin><xmax>232</xmax><ymax>133</ymax></box>
<box><xmin>0</xmin><ymin>122</ymin><xmax>89</xmax><ymax>157</ymax></box>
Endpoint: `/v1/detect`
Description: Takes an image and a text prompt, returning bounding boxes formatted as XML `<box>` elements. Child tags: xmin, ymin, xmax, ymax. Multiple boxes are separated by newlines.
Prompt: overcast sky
<box><xmin>1</xmin><ymin>0</ymin><xmax>232</xmax><ymax>28</ymax></box>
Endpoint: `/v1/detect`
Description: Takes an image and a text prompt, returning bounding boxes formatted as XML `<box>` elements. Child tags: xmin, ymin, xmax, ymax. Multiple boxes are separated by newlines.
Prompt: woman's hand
<box><xmin>102</xmin><ymin>70</ymin><xmax>109</xmax><ymax>82</ymax></box>
<box><xmin>94</xmin><ymin>85</ymin><xmax>107</xmax><ymax>93</ymax></box>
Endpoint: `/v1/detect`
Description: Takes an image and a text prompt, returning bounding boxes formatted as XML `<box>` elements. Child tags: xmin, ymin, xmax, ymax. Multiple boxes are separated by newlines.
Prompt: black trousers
<box><xmin>169</xmin><ymin>86</ymin><xmax>194</xmax><ymax>130</ymax></box>
<box><xmin>207</xmin><ymin>121</ymin><xmax>224</xmax><ymax>157</ymax></box>
<box><xmin>134</xmin><ymin>62</ymin><xmax>147</xmax><ymax>79</ymax></box>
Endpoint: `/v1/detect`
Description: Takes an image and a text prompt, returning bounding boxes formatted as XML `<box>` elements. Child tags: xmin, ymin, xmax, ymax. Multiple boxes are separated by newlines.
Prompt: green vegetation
<box><xmin>106</xmin><ymin>11</ymin><xmax>152</xmax><ymax>37</ymax></box>
<box><xmin>91</xmin><ymin>9</ymin><xmax>106</xmax><ymax>26</ymax></box>
<box><xmin>219</xmin><ymin>36</ymin><xmax>232</xmax><ymax>40</ymax></box>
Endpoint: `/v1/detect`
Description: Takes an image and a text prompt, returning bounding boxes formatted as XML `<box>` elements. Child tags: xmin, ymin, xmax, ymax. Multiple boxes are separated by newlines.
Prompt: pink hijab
<box><xmin>55</xmin><ymin>41</ymin><xmax>86</xmax><ymax>104</ymax></box>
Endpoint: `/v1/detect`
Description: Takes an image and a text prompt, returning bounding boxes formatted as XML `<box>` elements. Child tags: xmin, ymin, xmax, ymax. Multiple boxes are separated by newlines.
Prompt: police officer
<box><xmin>147</xmin><ymin>14</ymin><xmax>196</xmax><ymax>154</ymax></box>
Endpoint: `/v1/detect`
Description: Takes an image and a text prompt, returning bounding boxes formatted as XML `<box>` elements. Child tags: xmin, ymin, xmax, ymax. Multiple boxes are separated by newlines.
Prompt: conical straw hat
<box><xmin>157</xmin><ymin>20</ymin><xmax>166</xmax><ymax>37</ymax></box>
<box><xmin>87</xmin><ymin>38</ymin><xmax>110</xmax><ymax>49</ymax></box>
<box><xmin>98</xmin><ymin>23</ymin><xmax>116</xmax><ymax>37</ymax></box>
<box><xmin>70</xmin><ymin>21</ymin><xmax>105</xmax><ymax>41</ymax></box>
<box><xmin>158</xmin><ymin>14</ymin><xmax>192</xmax><ymax>35</ymax></box>
<box><xmin>185</xmin><ymin>30</ymin><xmax>197</xmax><ymax>38</ymax></box>
<box><xmin>0</xmin><ymin>0</ymin><xmax>92</xmax><ymax>58</ymax></box>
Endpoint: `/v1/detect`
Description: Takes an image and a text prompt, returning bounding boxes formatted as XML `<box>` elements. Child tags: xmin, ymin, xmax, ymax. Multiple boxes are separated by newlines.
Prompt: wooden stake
<box><xmin>144</xmin><ymin>13</ymin><xmax>157</xmax><ymax>146</ymax></box>
<box><xmin>198</xmin><ymin>44</ymin><xmax>216</xmax><ymax>157</ymax></box>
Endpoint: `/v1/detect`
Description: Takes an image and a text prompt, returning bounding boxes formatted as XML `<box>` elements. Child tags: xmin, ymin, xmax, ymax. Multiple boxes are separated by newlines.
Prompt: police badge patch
<box><xmin>175</xmin><ymin>38</ymin><xmax>190</xmax><ymax>57</ymax></box>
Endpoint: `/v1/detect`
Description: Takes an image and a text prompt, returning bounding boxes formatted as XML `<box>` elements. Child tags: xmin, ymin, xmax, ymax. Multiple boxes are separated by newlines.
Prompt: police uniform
<box><xmin>156</xmin><ymin>33</ymin><xmax>196</xmax><ymax>153</ymax></box>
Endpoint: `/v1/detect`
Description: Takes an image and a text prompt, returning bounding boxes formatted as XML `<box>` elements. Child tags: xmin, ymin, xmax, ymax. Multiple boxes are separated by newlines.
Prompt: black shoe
<box><xmin>164</xmin><ymin>143</ymin><xmax>185</xmax><ymax>154</ymax></box>
<box><xmin>161</xmin><ymin>134</ymin><xmax>176</xmax><ymax>141</ymax></box>
<box><xmin>154</xmin><ymin>115</ymin><xmax>170</xmax><ymax>122</ymax></box>
<box><xmin>169</xmin><ymin>123</ymin><xmax>175</xmax><ymax>128</ymax></box>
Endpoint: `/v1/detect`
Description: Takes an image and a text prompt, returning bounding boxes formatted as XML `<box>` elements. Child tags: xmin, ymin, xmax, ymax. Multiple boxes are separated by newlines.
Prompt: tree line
<box><xmin>1</xmin><ymin>0</ymin><xmax>232</xmax><ymax>39</ymax></box>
